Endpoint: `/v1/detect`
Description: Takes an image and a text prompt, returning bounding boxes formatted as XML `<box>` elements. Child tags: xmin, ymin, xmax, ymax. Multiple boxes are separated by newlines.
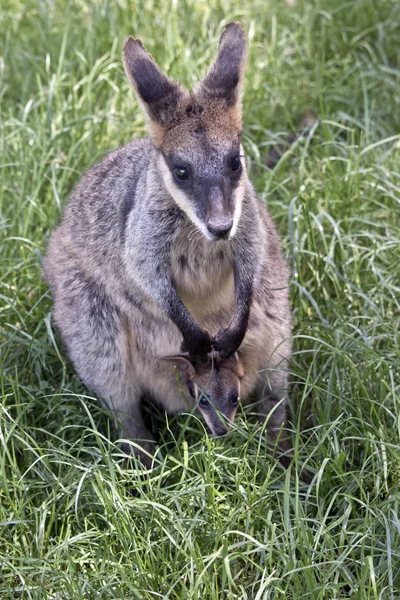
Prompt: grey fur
<box><xmin>43</xmin><ymin>22</ymin><xmax>292</xmax><ymax>468</ymax></box>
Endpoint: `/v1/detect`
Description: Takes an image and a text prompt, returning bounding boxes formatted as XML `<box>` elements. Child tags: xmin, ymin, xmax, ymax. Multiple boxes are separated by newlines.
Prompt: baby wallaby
<box><xmin>43</xmin><ymin>23</ymin><xmax>293</xmax><ymax>471</ymax></box>
<box><xmin>119</xmin><ymin>352</ymin><xmax>244</xmax><ymax>466</ymax></box>
<box><xmin>163</xmin><ymin>351</ymin><xmax>244</xmax><ymax>437</ymax></box>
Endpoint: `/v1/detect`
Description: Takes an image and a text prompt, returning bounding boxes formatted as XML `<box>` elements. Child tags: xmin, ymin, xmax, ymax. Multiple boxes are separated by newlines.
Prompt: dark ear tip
<box><xmin>222</xmin><ymin>21</ymin><xmax>246</xmax><ymax>41</ymax></box>
<box><xmin>225</xmin><ymin>21</ymin><xmax>245</xmax><ymax>32</ymax></box>
<box><xmin>122</xmin><ymin>36</ymin><xmax>145</xmax><ymax>58</ymax></box>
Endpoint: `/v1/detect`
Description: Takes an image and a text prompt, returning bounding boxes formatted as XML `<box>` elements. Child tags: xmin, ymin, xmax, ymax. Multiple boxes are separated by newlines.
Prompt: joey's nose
<box><xmin>213</xmin><ymin>424</ymin><xmax>228</xmax><ymax>436</ymax></box>
<box><xmin>207</xmin><ymin>218</ymin><xmax>233</xmax><ymax>239</ymax></box>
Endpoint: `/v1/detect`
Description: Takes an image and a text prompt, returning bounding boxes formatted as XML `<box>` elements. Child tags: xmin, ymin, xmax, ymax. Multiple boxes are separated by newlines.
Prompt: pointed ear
<box><xmin>123</xmin><ymin>36</ymin><xmax>186</xmax><ymax>138</ymax></box>
<box><xmin>197</xmin><ymin>22</ymin><xmax>247</xmax><ymax>107</ymax></box>
<box><xmin>160</xmin><ymin>355</ymin><xmax>196</xmax><ymax>378</ymax></box>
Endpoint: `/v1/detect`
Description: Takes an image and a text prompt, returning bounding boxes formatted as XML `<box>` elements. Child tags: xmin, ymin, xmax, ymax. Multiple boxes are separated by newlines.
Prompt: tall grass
<box><xmin>1</xmin><ymin>0</ymin><xmax>399</xmax><ymax>597</ymax></box>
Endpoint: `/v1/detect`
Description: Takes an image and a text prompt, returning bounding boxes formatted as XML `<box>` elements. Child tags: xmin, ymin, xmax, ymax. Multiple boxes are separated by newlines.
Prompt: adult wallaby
<box><xmin>43</xmin><ymin>22</ymin><xmax>292</xmax><ymax>467</ymax></box>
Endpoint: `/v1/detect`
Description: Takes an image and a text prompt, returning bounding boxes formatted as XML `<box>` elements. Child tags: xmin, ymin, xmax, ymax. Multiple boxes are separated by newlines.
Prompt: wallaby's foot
<box><xmin>299</xmin><ymin>466</ymin><xmax>313</xmax><ymax>485</ymax></box>
<box><xmin>274</xmin><ymin>446</ymin><xmax>313</xmax><ymax>485</ymax></box>
<box><xmin>254</xmin><ymin>393</ymin><xmax>311</xmax><ymax>482</ymax></box>
<box><xmin>120</xmin><ymin>416</ymin><xmax>157</xmax><ymax>469</ymax></box>
<box><xmin>267</xmin><ymin>428</ymin><xmax>313</xmax><ymax>485</ymax></box>
<box><xmin>121</xmin><ymin>437</ymin><xmax>157</xmax><ymax>470</ymax></box>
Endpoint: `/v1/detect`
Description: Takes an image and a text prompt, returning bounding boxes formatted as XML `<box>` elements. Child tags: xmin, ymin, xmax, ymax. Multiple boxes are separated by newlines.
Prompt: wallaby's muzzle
<box><xmin>207</xmin><ymin>218</ymin><xmax>233</xmax><ymax>239</ymax></box>
<box><xmin>205</xmin><ymin>185</ymin><xmax>234</xmax><ymax>240</ymax></box>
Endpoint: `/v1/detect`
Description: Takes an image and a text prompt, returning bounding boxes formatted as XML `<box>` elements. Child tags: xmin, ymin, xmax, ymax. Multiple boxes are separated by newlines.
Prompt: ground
<box><xmin>0</xmin><ymin>0</ymin><xmax>399</xmax><ymax>597</ymax></box>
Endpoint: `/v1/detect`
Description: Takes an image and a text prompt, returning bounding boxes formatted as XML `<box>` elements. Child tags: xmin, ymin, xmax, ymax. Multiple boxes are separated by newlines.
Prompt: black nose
<box><xmin>207</xmin><ymin>219</ymin><xmax>233</xmax><ymax>239</ymax></box>
<box><xmin>213</xmin><ymin>425</ymin><xmax>228</xmax><ymax>437</ymax></box>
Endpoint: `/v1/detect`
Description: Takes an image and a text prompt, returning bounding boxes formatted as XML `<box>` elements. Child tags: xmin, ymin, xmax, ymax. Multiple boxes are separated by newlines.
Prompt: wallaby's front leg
<box><xmin>118</xmin><ymin>404</ymin><xmax>157</xmax><ymax>469</ymax></box>
<box><xmin>163</xmin><ymin>286</ymin><xmax>213</xmax><ymax>360</ymax></box>
<box><xmin>125</xmin><ymin>216</ymin><xmax>213</xmax><ymax>361</ymax></box>
<box><xmin>133</xmin><ymin>275</ymin><xmax>212</xmax><ymax>360</ymax></box>
<box><xmin>213</xmin><ymin>247</ymin><xmax>255</xmax><ymax>358</ymax></box>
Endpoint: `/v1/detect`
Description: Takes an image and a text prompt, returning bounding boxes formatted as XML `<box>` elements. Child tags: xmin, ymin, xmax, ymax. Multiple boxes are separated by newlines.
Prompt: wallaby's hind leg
<box><xmin>255</xmin><ymin>368</ymin><xmax>312</xmax><ymax>482</ymax></box>
<box><xmin>118</xmin><ymin>404</ymin><xmax>157</xmax><ymax>468</ymax></box>
<box><xmin>49</xmin><ymin>263</ymin><xmax>156</xmax><ymax>465</ymax></box>
<box><xmin>254</xmin><ymin>367</ymin><xmax>292</xmax><ymax>468</ymax></box>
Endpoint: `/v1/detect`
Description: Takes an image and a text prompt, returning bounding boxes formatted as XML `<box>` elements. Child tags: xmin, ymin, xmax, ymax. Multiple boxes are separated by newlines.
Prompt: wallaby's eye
<box><xmin>174</xmin><ymin>167</ymin><xmax>189</xmax><ymax>181</ymax></box>
<box><xmin>230</xmin><ymin>155</ymin><xmax>241</xmax><ymax>172</ymax></box>
<box><xmin>230</xmin><ymin>394</ymin><xmax>240</xmax><ymax>405</ymax></box>
<box><xmin>199</xmin><ymin>395</ymin><xmax>209</xmax><ymax>407</ymax></box>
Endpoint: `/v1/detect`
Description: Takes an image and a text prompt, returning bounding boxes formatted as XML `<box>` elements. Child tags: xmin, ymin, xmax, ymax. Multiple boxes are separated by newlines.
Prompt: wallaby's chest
<box><xmin>171</xmin><ymin>232</ymin><xmax>235</xmax><ymax>322</ymax></box>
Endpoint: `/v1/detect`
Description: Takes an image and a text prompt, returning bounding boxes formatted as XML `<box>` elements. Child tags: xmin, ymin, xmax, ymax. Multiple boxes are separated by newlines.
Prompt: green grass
<box><xmin>1</xmin><ymin>0</ymin><xmax>400</xmax><ymax>597</ymax></box>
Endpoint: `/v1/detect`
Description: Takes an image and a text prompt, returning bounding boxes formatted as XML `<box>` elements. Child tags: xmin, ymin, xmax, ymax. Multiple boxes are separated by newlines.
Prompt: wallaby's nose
<box><xmin>213</xmin><ymin>424</ymin><xmax>228</xmax><ymax>436</ymax></box>
<box><xmin>207</xmin><ymin>218</ymin><xmax>233</xmax><ymax>239</ymax></box>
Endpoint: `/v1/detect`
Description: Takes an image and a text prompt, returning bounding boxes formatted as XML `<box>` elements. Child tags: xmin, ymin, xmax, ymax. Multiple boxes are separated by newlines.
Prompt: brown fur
<box><xmin>43</xmin><ymin>22</ymin><xmax>293</xmax><ymax>469</ymax></box>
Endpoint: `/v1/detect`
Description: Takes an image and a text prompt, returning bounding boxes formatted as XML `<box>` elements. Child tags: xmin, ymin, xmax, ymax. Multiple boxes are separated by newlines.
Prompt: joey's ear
<box><xmin>232</xmin><ymin>352</ymin><xmax>245</xmax><ymax>379</ymax></box>
<box><xmin>160</xmin><ymin>355</ymin><xmax>196</xmax><ymax>378</ymax></box>
<box><xmin>123</xmin><ymin>36</ymin><xmax>187</xmax><ymax>140</ymax></box>
<box><xmin>196</xmin><ymin>22</ymin><xmax>247</xmax><ymax>107</ymax></box>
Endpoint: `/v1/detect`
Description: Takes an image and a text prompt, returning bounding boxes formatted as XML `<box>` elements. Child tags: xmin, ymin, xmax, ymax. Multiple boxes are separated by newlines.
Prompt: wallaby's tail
<box><xmin>266</xmin><ymin>110</ymin><xmax>317</xmax><ymax>169</ymax></box>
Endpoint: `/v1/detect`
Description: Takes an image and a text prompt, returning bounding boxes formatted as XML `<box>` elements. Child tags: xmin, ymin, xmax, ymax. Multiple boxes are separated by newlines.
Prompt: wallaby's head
<box><xmin>162</xmin><ymin>352</ymin><xmax>245</xmax><ymax>436</ymax></box>
<box><xmin>123</xmin><ymin>23</ymin><xmax>247</xmax><ymax>241</ymax></box>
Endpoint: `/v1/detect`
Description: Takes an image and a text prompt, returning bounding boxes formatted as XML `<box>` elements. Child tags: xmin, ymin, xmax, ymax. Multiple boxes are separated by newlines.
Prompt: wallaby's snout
<box><xmin>211</xmin><ymin>422</ymin><xmax>229</xmax><ymax>437</ymax></box>
<box><xmin>207</xmin><ymin>218</ymin><xmax>233</xmax><ymax>240</ymax></box>
<box><xmin>206</xmin><ymin>186</ymin><xmax>233</xmax><ymax>239</ymax></box>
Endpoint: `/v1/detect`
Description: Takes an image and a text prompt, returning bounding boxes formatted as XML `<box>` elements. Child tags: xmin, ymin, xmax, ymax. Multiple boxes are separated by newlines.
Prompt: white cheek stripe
<box><xmin>229</xmin><ymin>181</ymin><xmax>244</xmax><ymax>239</ymax></box>
<box><xmin>229</xmin><ymin>152</ymin><xmax>245</xmax><ymax>239</ymax></box>
<box><xmin>159</xmin><ymin>159</ymin><xmax>214</xmax><ymax>240</ymax></box>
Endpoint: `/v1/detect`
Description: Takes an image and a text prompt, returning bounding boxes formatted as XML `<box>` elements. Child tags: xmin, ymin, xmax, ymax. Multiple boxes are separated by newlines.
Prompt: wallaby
<box><xmin>43</xmin><ymin>22</ymin><xmax>292</xmax><ymax>468</ymax></box>
<box><xmin>163</xmin><ymin>351</ymin><xmax>245</xmax><ymax>437</ymax></box>
<box><xmin>128</xmin><ymin>351</ymin><xmax>245</xmax><ymax>465</ymax></box>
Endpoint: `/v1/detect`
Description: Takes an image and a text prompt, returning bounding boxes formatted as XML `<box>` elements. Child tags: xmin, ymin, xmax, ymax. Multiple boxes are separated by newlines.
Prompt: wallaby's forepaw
<box><xmin>181</xmin><ymin>329</ymin><xmax>213</xmax><ymax>363</ymax></box>
<box><xmin>213</xmin><ymin>327</ymin><xmax>243</xmax><ymax>359</ymax></box>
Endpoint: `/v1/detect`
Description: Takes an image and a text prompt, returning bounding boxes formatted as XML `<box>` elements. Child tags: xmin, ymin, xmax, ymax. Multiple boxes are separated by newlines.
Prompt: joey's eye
<box><xmin>230</xmin><ymin>394</ymin><xmax>240</xmax><ymax>405</ymax></box>
<box><xmin>174</xmin><ymin>167</ymin><xmax>189</xmax><ymax>181</ymax></box>
<box><xmin>199</xmin><ymin>396</ymin><xmax>209</xmax><ymax>407</ymax></box>
<box><xmin>230</xmin><ymin>155</ymin><xmax>241</xmax><ymax>172</ymax></box>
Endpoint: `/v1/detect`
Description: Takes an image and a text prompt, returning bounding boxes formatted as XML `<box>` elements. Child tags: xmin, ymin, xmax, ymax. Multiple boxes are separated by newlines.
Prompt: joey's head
<box><xmin>162</xmin><ymin>352</ymin><xmax>245</xmax><ymax>436</ymax></box>
<box><xmin>123</xmin><ymin>23</ymin><xmax>248</xmax><ymax>240</ymax></box>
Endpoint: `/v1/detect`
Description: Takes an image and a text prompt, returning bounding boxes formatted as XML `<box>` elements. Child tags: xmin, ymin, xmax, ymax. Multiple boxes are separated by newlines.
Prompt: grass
<box><xmin>1</xmin><ymin>0</ymin><xmax>400</xmax><ymax>597</ymax></box>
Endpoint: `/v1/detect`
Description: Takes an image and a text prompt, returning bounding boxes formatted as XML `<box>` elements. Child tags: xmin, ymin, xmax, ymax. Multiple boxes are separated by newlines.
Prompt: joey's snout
<box><xmin>211</xmin><ymin>423</ymin><xmax>229</xmax><ymax>437</ymax></box>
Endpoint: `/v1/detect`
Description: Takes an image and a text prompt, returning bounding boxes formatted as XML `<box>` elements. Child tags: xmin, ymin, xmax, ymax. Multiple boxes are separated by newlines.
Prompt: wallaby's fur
<box><xmin>43</xmin><ymin>23</ymin><xmax>292</xmax><ymax>467</ymax></box>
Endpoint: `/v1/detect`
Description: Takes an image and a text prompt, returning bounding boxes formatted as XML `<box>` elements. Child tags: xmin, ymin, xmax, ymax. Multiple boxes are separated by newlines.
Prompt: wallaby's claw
<box><xmin>180</xmin><ymin>329</ymin><xmax>213</xmax><ymax>362</ymax></box>
<box><xmin>212</xmin><ymin>327</ymin><xmax>240</xmax><ymax>359</ymax></box>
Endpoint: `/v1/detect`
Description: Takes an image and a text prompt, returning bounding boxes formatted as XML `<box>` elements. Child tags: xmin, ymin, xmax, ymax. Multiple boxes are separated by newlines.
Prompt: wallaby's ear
<box><xmin>123</xmin><ymin>36</ymin><xmax>186</xmax><ymax>139</ymax></box>
<box><xmin>197</xmin><ymin>22</ymin><xmax>247</xmax><ymax>107</ymax></box>
<box><xmin>160</xmin><ymin>355</ymin><xmax>196</xmax><ymax>378</ymax></box>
